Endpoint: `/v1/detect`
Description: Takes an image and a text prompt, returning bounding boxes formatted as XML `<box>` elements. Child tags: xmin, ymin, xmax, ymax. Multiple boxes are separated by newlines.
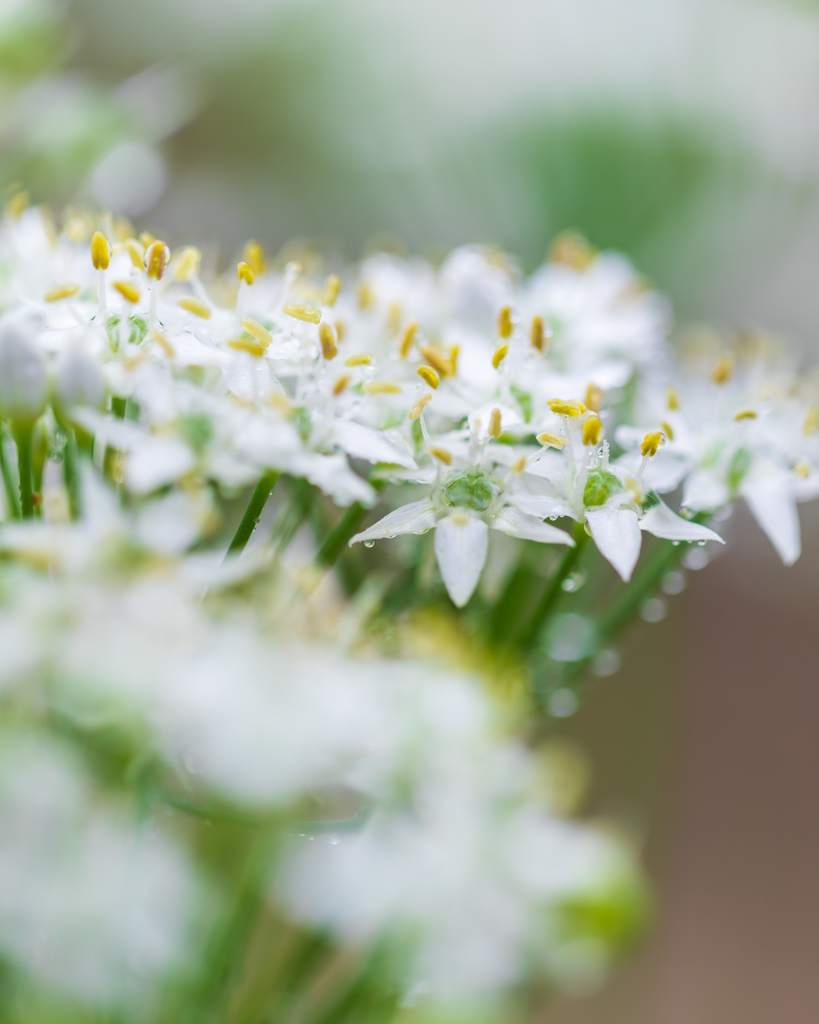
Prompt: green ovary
<box><xmin>443</xmin><ymin>470</ymin><xmax>495</xmax><ymax>512</ymax></box>
<box><xmin>583</xmin><ymin>468</ymin><xmax>622</xmax><ymax>508</ymax></box>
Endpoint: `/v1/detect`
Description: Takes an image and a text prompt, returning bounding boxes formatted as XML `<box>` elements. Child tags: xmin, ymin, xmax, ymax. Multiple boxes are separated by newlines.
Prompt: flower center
<box><xmin>443</xmin><ymin>469</ymin><xmax>495</xmax><ymax>512</ymax></box>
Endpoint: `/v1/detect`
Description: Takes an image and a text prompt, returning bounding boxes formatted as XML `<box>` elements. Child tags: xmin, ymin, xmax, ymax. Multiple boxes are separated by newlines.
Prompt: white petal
<box><xmin>682</xmin><ymin>470</ymin><xmax>729</xmax><ymax>512</ymax></box>
<box><xmin>743</xmin><ymin>481</ymin><xmax>801</xmax><ymax>565</ymax></box>
<box><xmin>434</xmin><ymin>512</ymin><xmax>489</xmax><ymax>607</ymax></box>
<box><xmin>585</xmin><ymin>507</ymin><xmax>642</xmax><ymax>581</ymax></box>
<box><xmin>125</xmin><ymin>437</ymin><xmax>195</xmax><ymax>494</ymax></box>
<box><xmin>490</xmin><ymin>506</ymin><xmax>575</xmax><ymax>545</ymax></box>
<box><xmin>639</xmin><ymin>501</ymin><xmax>724</xmax><ymax>544</ymax></box>
<box><xmin>299</xmin><ymin>453</ymin><xmax>375</xmax><ymax>507</ymax></box>
<box><xmin>508</xmin><ymin>493</ymin><xmax>576</xmax><ymax>520</ymax></box>
<box><xmin>350</xmin><ymin>498</ymin><xmax>437</xmax><ymax>545</ymax></box>
<box><xmin>330</xmin><ymin>419</ymin><xmax>417</xmax><ymax>468</ymax></box>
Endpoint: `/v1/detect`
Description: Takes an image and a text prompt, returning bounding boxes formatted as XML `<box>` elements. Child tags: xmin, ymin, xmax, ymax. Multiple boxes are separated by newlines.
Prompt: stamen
<box><xmin>536</xmin><ymin>432</ymin><xmax>567</xmax><ymax>449</ymax></box>
<box><xmin>584</xmin><ymin>382</ymin><xmax>603</xmax><ymax>412</ymax></box>
<box><xmin>227</xmin><ymin>336</ymin><xmax>266</xmax><ymax>357</ymax></box>
<box><xmin>420</xmin><ymin>345</ymin><xmax>453</xmax><ymax>378</ymax></box>
<box><xmin>660</xmin><ymin>420</ymin><xmax>675</xmax><ymax>441</ymax></box>
<box><xmin>5</xmin><ymin>190</ymin><xmax>29</xmax><ymax>220</ymax></box>
<box><xmin>144</xmin><ymin>241</ymin><xmax>170</xmax><ymax>281</ymax></box>
<box><xmin>113</xmin><ymin>281</ymin><xmax>140</xmax><ymax>304</ymax></box>
<box><xmin>417</xmin><ymin>365</ymin><xmax>440</xmax><ymax>389</ymax></box>
<box><xmin>45</xmin><ymin>283</ymin><xmax>81</xmax><ymax>302</ymax></box>
<box><xmin>333</xmin><ymin>375</ymin><xmax>351</xmax><ymax>395</ymax></box>
<box><xmin>334</xmin><ymin>320</ymin><xmax>346</xmax><ymax>343</ymax></box>
<box><xmin>345</xmin><ymin>353</ymin><xmax>373</xmax><ymax>367</ymax></box>
<box><xmin>530</xmin><ymin>315</ymin><xmax>545</xmax><ymax>352</ymax></box>
<box><xmin>323</xmin><ymin>273</ymin><xmax>341</xmax><ymax>307</ymax></box>
<box><xmin>124</xmin><ymin>238</ymin><xmax>145</xmax><ymax>269</ymax></box>
<box><xmin>510</xmin><ymin>455</ymin><xmax>527</xmax><ymax>473</ymax></box>
<box><xmin>399</xmin><ymin>322</ymin><xmax>418</xmax><ymax>358</ymax></box>
<box><xmin>710</xmin><ymin>352</ymin><xmax>735</xmax><ymax>385</ymax></box>
<box><xmin>548</xmin><ymin>230</ymin><xmax>594</xmax><ymax>269</ymax></box>
<box><xmin>625</xmin><ymin>475</ymin><xmax>643</xmax><ymax>505</ymax></box>
<box><xmin>319</xmin><ymin>322</ymin><xmax>338</xmax><ymax>360</ymax></box>
<box><xmin>139</xmin><ymin>232</ymin><xmax>155</xmax><ymax>249</ymax></box>
<box><xmin>582</xmin><ymin>414</ymin><xmax>603</xmax><ymax>446</ymax></box>
<box><xmin>179</xmin><ymin>297</ymin><xmax>212</xmax><ymax>319</ymax></box>
<box><xmin>794</xmin><ymin>460</ymin><xmax>810</xmax><ymax>479</ymax></box>
<box><xmin>547</xmin><ymin>398</ymin><xmax>584</xmax><ymax>418</ymax></box>
<box><xmin>448</xmin><ymin>344</ymin><xmax>460</xmax><ymax>375</ymax></box>
<box><xmin>497</xmin><ymin>306</ymin><xmax>514</xmax><ymax>339</ymax></box>
<box><xmin>173</xmin><ymin>246</ymin><xmax>202</xmax><ymax>281</ymax></box>
<box><xmin>734</xmin><ymin>409</ymin><xmax>757</xmax><ymax>421</ymax></box>
<box><xmin>641</xmin><ymin>431</ymin><xmax>664</xmax><ymax>457</ymax></box>
<box><xmin>357</xmin><ymin>281</ymin><xmax>374</xmax><ymax>310</ymax></box>
<box><xmin>666</xmin><ymin>386</ymin><xmax>680</xmax><ymax>410</ymax></box>
<box><xmin>409</xmin><ymin>393</ymin><xmax>432</xmax><ymax>420</ymax></box>
<box><xmin>804</xmin><ymin>406</ymin><xmax>819</xmax><ymax>436</ymax></box>
<box><xmin>429</xmin><ymin>446</ymin><xmax>453</xmax><ymax>465</ymax></box>
<box><xmin>237</xmin><ymin>261</ymin><xmax>256</xmax><ymax>286</ymax></box>
<box><xmin>240</xmin><ymin>318</ymin><xmax>272</xmax><ymax>348</ymax></box>
<box><xmin>90</xmin><ymin>231</ymin><xmax>111</xmax><ymax>270</ymax></box>
<box><xmin>492</xmin><ymin>342</ymin><xmax>509</xmax><ymax>369</ymax></box>
<box><xmin>243</xmin><ymin>240</ymin><xmax>267</xmax><ymax>277</ymax></box>
<box><xmin>150</xmin><ymin>329</ymin><xmax>175</xmax><ymax>357</ymax></box>
<box><xmin>386</xmin><ymin>302</ymin><xmax>402</xmax><ymax>335</ymax></box>
<box><xmin>489</xmin><ymin>407</ymin><xmax>502</xmax><ymax>438</ymax></box>
<box><xmin>283</xmin><ymin>302</ymin><xmax>321</xmax><ymax>324</ymax></box>
<box><xmin>363</xmin><ymin>381</ymin><xmax>401</xmax><ymax>395</ymax></box>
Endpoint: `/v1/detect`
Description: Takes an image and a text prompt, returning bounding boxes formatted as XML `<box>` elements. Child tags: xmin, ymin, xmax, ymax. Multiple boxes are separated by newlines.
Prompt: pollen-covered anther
<box><xmin>710</xmin><ymin>352</ymin><xmax>735</xmax><ymax>385</ymax></box>
<box><xmin>173</xmin><ymin>246</ymin><xmax>202</xmax><ymax>281</ymax></box>
<box><xmin>363</xmin><ymin>381</ymin><xmax>401</xmax><ymax>395</ymax></box>
<box><xmin>420</xmin><ymin>345</ymin><xmax>455</xmax><ymax>378</ymax></box>
<box><xmin>5</xmin><ymin>190</ymin><xmax>29</xmax><ymax>220</ymax></box>
<box><xmin>497</xmin><ymin>306</ymin><xmax>514</xmax><ymax>340</ymax></box>
<box><xmin>409</xmin><ymin>393</ymin><xmax>432</xmax><ymax>420</ymax></box>
<box><xmin>803</xmin><ymin>405</ymin><xmax>819</xmax><ymax>436</ymax></box>
<box><xmin>319</xmin><ymin>322</ymin><xmax>338</xmax><ymax>360</ymax></box>
<box><xmin>584</xmin><ymin>382</ymin><xmax>603</xmax><ymax>412</ymax></box>
<box><xmin>357</xmin><ymin>281</ymin><xmax>374</xmax><ymax>310</ymax></box>
<box><xmin>536</xmin><ymin>432</ymin><xmax>567</xmax><ymax>450</ymax></box>
<box><xmin>241</xmin><ymin>318</ymin><xmax>272</xmax><ymax>348</ymax></box>
<box><xmin>90</xmin><ymin>231</ymin><xmax>111</xmax><ymax>270</ymax></box>
<box><xmin>144</xmin><ymin>241</ymin><xmax>171</xmax><ymax>281</ymax></box>
<box><xmin>237</xmin><ymin>261</ymin><xmax>255</xmax><ymax>286</ymax></box>
<box><xmin>666</xmin><ymin>386</ymin><xmax>680</xmax><ymax>411</ymax></box>
<box><xmin>641</xmin><ymin>431</ymin><xmax>665</xmax><ymax>458</ymax></box>
<box><xmin>323</xmin><ymin>273</ymin><xmax>341</xmax><ymax>307</ymax></box>
<box><xmin>417</xmin><ymin>365</ymin><xmax>440</xmax><ymax>389</ymax></box>
<box><xmin>44</xmin><ymin>283</ymin><xmax>81</xmax><ymax>302</ymax></box>
<box><xmin>139</xmin><ymin>232</ymin><xmax>155</xmax><ymax>249</ymax></box>
<box><xmin>429</xmin><ymin>446</ymin><xmax>453</xmax><ymax>465</ymax></box>
<box><xmin>547</xmin><ymin>398</ymin><xmax>585</xmax><ymax>418</ymax></box>
<box><xmin>345</xmin><ymin>352</ymin><xmax>373</xmax><ymax>367</ymax></box>
<box><xmin>510</xmin><ymin>455</ymin><xmax>527</xmax><ymax>473</ymax></box>
<box><xmin>794</xmin><ymin>460</ymin><xmax>811</xmax><ymax>479</ymax></box>
<box><xmin>398</xmin><ymin>322</ymin><xmax>418</xmax><ymax>358</ymax></box>
<box><xmin>734</xmin><ymin>409</ymin><xmax>757</xmax><ymax>421</ymax></box>
<box><xmin>492</xmin><ymin>342</ymin><xmax>509</xmax><ymax>369</ymax></box>
<box><xmin>488</xmin><ymin>407</ymin><xmax>503</xmax><ymax>438</ymax></box>
<box><xmin>149</xmin><ymin>330</ymin><xmax>175</xmax><ymax>357</ymax></box>
<box><xmin>243</xmin><ymin>240</ymin><xmax>266</xmax><ymax>277</ymax></box>
<box><xmin>124</xmin><ymin>238</ymin><xmax>145</xmax><ymax>269</ymax></box>
<box><xmin>112</xmin><ymin>281</ymin><xmax>140</xmax><ymax>304</ymax></box>
<box><xmin>549</xmin><ymin>230</ymin><xmax>594</xmax><ymax>270</ymax></box>
<box><xmin>227</xmin><ymin>336</ymin><xmax>266</xmax><ymax>357</ymax></box>
<box><xmin>332</xmin><ymin>374</ymin><xmax>351</xmax><ymax>396</ymax></box>
<box><xmin>625</xmin><ymin>475</ymin><xmax>643</xmax><ymax>504</ymax></box>
<box><xmin>660</xmin><ymin>420</ymin><xmax>675</xmax><ymax>441</ymax></box>
<box><xmin>283</xmin><ymin>302</ymin><xmax>321</xmax><ymax>324</ymax></box>
<box><xmin>530</xmin><ymin>315</ymin><xmax>546</xmax><ymax>352</ymax></box>
<box><xmin>582</xmin><ymin>414</ymin><xmax>603</xmax><ymax>446</ymax></box>
<box><xmin>179</xmin><ymin>297</ymin><xmax>212</xmax><ymax>319</ymax></box>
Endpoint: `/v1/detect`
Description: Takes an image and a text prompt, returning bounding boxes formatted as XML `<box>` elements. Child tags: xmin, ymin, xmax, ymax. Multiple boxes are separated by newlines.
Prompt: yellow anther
<box><xmin>283</xmin><ymin>302</ymin><xmax>321</xmax><ymax>324</ymax></box>
<box><xmin>112</xmin><ymin>281</ymin><xmax>140</xmax><ymax>304</ymax></box>
<box><xmin>5</xmin><ymin>190</ymin><xmax>29</xmax><ymax>220</ymax></box>
<box><xmin>243</xmin><ymin>240</ymin><xmax>267</xmax><ymax>277</ymax></box>
<box><xmin>323</xmin><ymin>273</ymin><xmax>341</xmax><ymax>307</ymax></box>
<box><xmin>417</xmin><ymin>365</ymin><xmax>440</xmax><ymax>389</ymax></box>
<box><xmin>90</xmin><ymin>231</ymin><xmax>111</xmax><ymax>271</ymax></box>
<box><xmin>497</xmin><ymin>306</ymin><xmax>514</xmax><ymax>339</ymax></box>
<box><xmin>139</xmin><ymin>231</ymin><xmax>155</xmax><ymax>249</ymax></box>
<box><xmin>240</xmin><ymin>318</ymin><xmax>272</xmax><ymax>348</ymax></box>
<box><xmin>178</xmin><ymin>296</ymin><xmax>212</xmax><ymax>319</ymax></box>
<box><xmin>144</xmin><ymin>240</ymin><xmax>170</xmax><ymax>281</ymax></box>
<box><xmin>386</xmin><ymin>301</ymin><xmax>402</xmax><ymax>335</ymax></box>
<box><xmin>112</xmin><ymin>216</ymin><xmax>133</xmax><ymax>242</ymax></box>
<box><xmin>409</xmin><ymin>393</ymin><xmax>432</xmax><ymax>420</ymax></box>
<box><xmin>710</xmin><ymin>352</ymin><xmax>735</xmax><ymax>385</ymax></box>
<box><xmin>547</xmin><ymin>398</ymin><xmax>585</xmax><ymax>418</ymax></box>
<box><xmin>804</xmin><ymin>406</ymin><xmax>819</xmax><ymax>436</ymax></box>
<box><xmin>334</xmin><ymin>320</ymin><xmax>346</xmax><ymax>343</ymax></box>
<box><xmin>429</xmin><ymin>446</ymin><xmax>453</xmax><ymax>465</ymax></box>
<box><xmin>734</xmin><ymin>409</ymin><xmax>757</xmax><ymax>421</ymax></box>
<box><xmin>227</xmin><ymin>336</ymin><xmax>266</xmax><ymax>357</ymax></box>
<box><xmin>536</xmin><ymin>432</ymin><xmax>567</xmax><ymax>449</ymax></box>
<box><xmin>625</xmin><ymin>476</ymin><xmax>644</xmax><ymax>505</ymax></box>
<box><xmin>124</xmin><ymin>238</ymin><xmax>145</xmax><ymax>269</ymax></box>
<box><xmin>237</xmin><ymin>261</ymin><xmax>255</xmax><ymax>286</ymax></box>
<box><xmin>584</xmin><ymin>382</ymin><xmax>603</xmax><ymax>412</ymax></box>
<box><xmin>332</xmin><ymin>374</ymin><xmax>351</xmax><ymax>395</ymax></box>
<box><xmin>794</xmin><ymin>460</ymin><xmax>811</xmax><ymax>479</ymax></box>
<box><xmin>420</xmin><ymin>345</ymin><xmax>454</xmax><ymax>378</ymax></box>
<box><xmin>173</xmin><ymin>246</ymin><xmax>201</xmax><ymax>281</ymax></box>
<box><xmin>660</xmin><ymin>419</ymin><xmax>675</xmax><ymax>441</ymax></box>
<box><xmin>666</xmin><ymin>386</ymin><xmax>680</xmax><ymax>411</ymax></box>
<box><xmin>398</xmin><ymin>321</ymin><xmax>418</xmax><ymax>358</ymax></box>
<box><xmin>363</xmin><ymin>381</ymin><xmax>402</xmax><ymax>395</ymax></box>
<box><xmin>530</xmin><ymin>314</ymin><xmax>545</xmax><ymax>352</ymax></box>
<box><xmin>448</xmin><ymin>344</ymin><xmax>460</xmax><ymax>375</ymax></box>
<box><xmin>357</xmin><ymin>281</ymin><xmax>375</xmax><ymax>310</ymax></box>
<box><xmin>344</xmin><ymin>352</ymin><xmax>373</xmax><ymax>367</ymax></box>
<box><xmin>641</xmin><ymin>431</ymin><xmax>664</xmax><ymax>458</ymax></box>
<box><xmin>319</xmin><ymin>322</ymin><xmax>338</xmax><ymax>360</ymax></box>
<box><xmin>582</xmin><ymin>414</ymin><xmax>603</xmax><ymax>446</ymax></box>
<box><xmin>510</xmin><ymin>455</ymin><xmax>527</xmax><ymax>474</ymax></box>
<box><xmin>44</xmin><ymin>283</ymin><xmax>81</xmax><ymax>302</ymax></box>
<box><xmin>489</xmin><ymin>407</ymin><xmax>502</xmax><ymax>438</ymax></box>
<box><xmin>64</xmin><ymin>213</ymin><xmax>94</xmax><ymax>243</ymax></box>
<box><xmin>149</xmin><ymin>329</ymin><xmax>175</xmax><ymax>357</ymax></box>
<box><xmin>492</xmin><ymin>342</ymin><xmax>509</xmax><ymax>369</ymax></box>
<box><xmin>548</xmin><ymin>230</ymin><xmax>595</xmax><ymax>271</ymax></box>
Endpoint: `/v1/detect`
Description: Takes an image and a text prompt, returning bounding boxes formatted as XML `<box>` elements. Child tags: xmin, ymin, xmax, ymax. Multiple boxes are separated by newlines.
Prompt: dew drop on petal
<box><xmin>641</xmin><ymin>597</ymin><xmax>667</xmax><ymax>623</ymax></box>
<box><xmin>548</xmin><ymin>688</ymin><xmax>579</xmax><ymax>718</ymax></box>
<box><xmin>363</xmin><ymin>540</ymin><xmax>375</xmax><ymax>548</ymax></box>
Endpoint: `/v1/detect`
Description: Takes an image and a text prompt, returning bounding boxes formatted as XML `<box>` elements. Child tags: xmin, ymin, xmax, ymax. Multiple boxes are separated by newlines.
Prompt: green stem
<box><xmin>316</xmin><ymin>502</ymin><xmax>369</xmax><ymax>568</ymax></box>
<box><xmin>517</xmin><ymin>521</ymin><xmax>589</xmax><ymax>649</ymax></box>
<box><xmin>0</xmin><ymin>424</ymin><xmax>20</xmax><ymax>519</ymax></box>
<box><xmin>60</xmin><ymin>422</ymin><xmax>81</xmax><ymax>519</ymax></box>
<box><xmin>226</xmin><ymin>470</ymin><xmax>281</xmax><ymax>559</ymax></box>
<box><xmin>12</xmin><ymin>423</ymin><xmax>34</xmax><ymax>518</ymax></box>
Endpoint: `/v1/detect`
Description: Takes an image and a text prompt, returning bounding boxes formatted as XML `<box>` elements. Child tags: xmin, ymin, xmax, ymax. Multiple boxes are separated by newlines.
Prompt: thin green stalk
<box><xmin>316</xmin><ymin>502</ymin><xmax>369</xmax><ymax>567</ymax></box>
<box><xmin>0</xmin><ymin>424</ymin><xmax>20</xmax><ymax>519</ymax></box>
<box><xmin>61</xmin><ymin>423</ymin><xmax>81</xmax><ymax>519</ymax></box>
<box><xmin>226</xmin><ymin>470</ymin><xmax>281</xmax><ymax>559</ymax></box>
<box><xmin>12</xmin><ymin>423</ymin><xmax>34</xmax><ymax>518</ymax></box>
<box><xmin>517</xmin><ymin>521</ymin><xmax>589</xmax><ymax>649</ymax></box>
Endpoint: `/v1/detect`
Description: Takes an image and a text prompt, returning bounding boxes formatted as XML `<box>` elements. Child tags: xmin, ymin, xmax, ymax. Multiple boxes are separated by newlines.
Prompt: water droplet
<box><xmin>53</xmin><ymin>429</ymin><xmax>67</xmax><ymax>448</ymax></box>
<box><xmin>697</xmin><ymin>539</ymin><xmax>706</xmax><ymax>547</ymax></box>
<box><xmin>592</xmin><ymin>649</ymin><xmax>621</xmax><ymax>677</ymax></box>
<box><xmin>641</xmin><ymin>597</ymin><xmax>667</xmax><ymax>623</ymax></box>
<box><xmin>544</xmin><ymin>613</ymin><xmax>596</xmax><ymax>662</ymax></box>
<box><xmin>49</xmin><ymin>451</ymin><xmax>63</xmax><ymax>463</ymax></box>
<box><xmin>683</xmin><ymin>548</ymin><xmax>710</xmax><ymax>571</ymax></box>
<box><xmin>548</xmin><ymin>688</ymin><xmax>579</xmax><ymax>718</ymax></box>
<box><xmin>363</xmin><ymin>540</ymin><xmax>375</xmax><ymax>548</ymax></box>
<box><xmin>671</xmin><ymin>540</ymin><xmax>681</xmax><ymax>547</ymax></box>
<box><xmin>662</xmin><ymin>570</ymin><xmax>685</xmax><ymax>595</ymax></box>
<box><xmin>561</xmin><ymin>570</ymin><xmax>587</xmax><ymax>593</ymax></box>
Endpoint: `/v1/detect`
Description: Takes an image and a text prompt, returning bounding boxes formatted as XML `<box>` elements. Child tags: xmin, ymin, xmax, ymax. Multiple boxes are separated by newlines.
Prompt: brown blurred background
<box><xmin>4</xmin><ymin>0</ymin><xmax>819</xmax><ymax>1019</ymax></box>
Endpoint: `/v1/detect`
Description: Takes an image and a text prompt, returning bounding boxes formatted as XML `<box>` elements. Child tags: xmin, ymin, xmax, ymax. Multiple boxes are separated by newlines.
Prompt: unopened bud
<box><xmin>53</xmin><ymin>345</ymin><xmax>106</xmax><ymax>418</ymax></box>
<box><xmin>0</xmin><ymin>323</ymin><xmax>48</xmax><ymax>424</ymax></box>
